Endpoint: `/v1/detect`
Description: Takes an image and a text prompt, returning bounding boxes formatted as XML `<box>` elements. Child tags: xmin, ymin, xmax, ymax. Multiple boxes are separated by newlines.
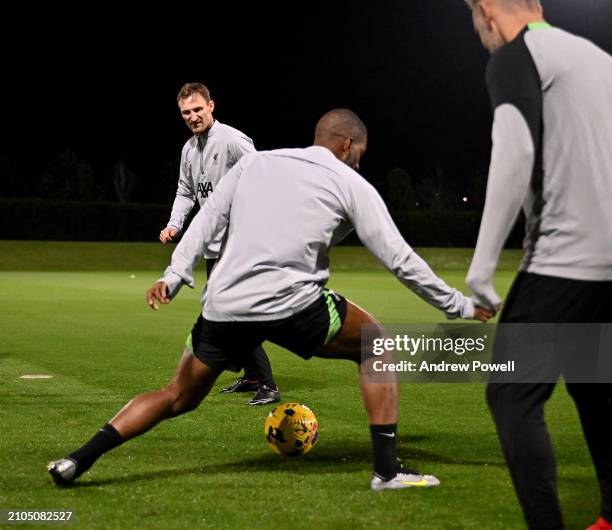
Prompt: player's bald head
<box><xmin>314</xmin><ymin>109</ymin><xmax>368</xmax><ymax>145</ymax></box>
<box><xmin>313</xmin><ymin>109</ymin><xmax>368</xmax><ymax>170</ymax></box>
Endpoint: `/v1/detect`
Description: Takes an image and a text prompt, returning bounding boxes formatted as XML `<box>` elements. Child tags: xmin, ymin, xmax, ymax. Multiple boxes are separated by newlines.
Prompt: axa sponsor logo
<box><xmin>198</xmin><ymin>181</ymin><xmax>213</xmax><ymax>198</ymax></box>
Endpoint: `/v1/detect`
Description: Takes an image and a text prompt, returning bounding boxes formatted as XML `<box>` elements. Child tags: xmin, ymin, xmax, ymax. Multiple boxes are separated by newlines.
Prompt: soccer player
<box><xmin>464</xmin><ymin>1</ymin><xmax>612</xmax><ymax>529</ymax></box>
<box><xmin>160</xmin><ymin>82</ymin><xmax>280</xmax><ymax>406</ymax></box>
<box><xmin>49</xmin><ymin>109</ymin><xmax>494</xmax><ymax>490</ymax></box>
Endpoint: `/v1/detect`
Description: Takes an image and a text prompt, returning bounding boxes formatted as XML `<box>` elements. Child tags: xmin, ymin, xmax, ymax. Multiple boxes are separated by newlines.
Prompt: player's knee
<box><xmin>170</xmin><ymin>395</ymin><xmax>200</xmax><ymax>416</ymax></box>
<box><xmin>172</xmin><ymin>398</ymin><xmax>199</xmax><ymax>416</ymax></box>
<box><xmin>487</xmin><ymin>383</ymin><xmax>546</xmax><ymax>429</ymax></box>
<box><xmin>164</xmin><ymin>383</ymin><xmax>200</xmax><ymax>416</ymax></box>
<box><xmin>359</xmin><ymin>323</ymin><xmax>386</xmax><ymax>365</ymax></box>
<box><xmin>486</xmin><ymin>383</ymin><xmax>519</xmax><ymax>417</ymax></box>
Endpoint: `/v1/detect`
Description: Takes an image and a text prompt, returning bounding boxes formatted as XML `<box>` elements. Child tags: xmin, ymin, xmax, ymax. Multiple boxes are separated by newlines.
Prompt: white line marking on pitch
<box><xmin>19</xmin><ymin>374</ymin><xmax>54</xmax><ymax>379</ymax></box>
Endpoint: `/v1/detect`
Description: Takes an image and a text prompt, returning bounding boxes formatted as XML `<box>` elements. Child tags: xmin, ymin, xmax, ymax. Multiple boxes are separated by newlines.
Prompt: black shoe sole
<box><xmin>246</xmin><ymin>395</ymin><xmax>281</xmax><ymax>406</ymax></box>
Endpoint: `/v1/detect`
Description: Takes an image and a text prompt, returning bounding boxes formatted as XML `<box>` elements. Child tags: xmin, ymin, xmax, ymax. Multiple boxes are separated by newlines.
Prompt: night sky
<box><xmin>2</xmin><ymin>1</ymin><xmax>611</xmax><ymax>203</ymax></box>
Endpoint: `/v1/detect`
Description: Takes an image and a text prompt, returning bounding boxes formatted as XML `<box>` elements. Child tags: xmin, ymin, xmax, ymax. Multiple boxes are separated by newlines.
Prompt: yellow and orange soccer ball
<box><xmin>264</xmin><ymin>403</ymin><xmax>319</xmax><ymax>457</ymax></box>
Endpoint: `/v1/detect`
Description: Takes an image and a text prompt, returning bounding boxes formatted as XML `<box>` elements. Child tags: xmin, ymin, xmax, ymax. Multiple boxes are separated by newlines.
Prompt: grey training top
<box><xmin>161</xmin><ymin>146</ymin><xmax>475</xmax><ymax>321</ymax></box>
<box><xmin>467</xmin><ymin>24</ymin><xmax>612</xmax><ymax>308</ymax></box>
<box><xmin>167</xmin><ymin>120</ymin><xmax>255</xmax><ymax>258</ymax></box>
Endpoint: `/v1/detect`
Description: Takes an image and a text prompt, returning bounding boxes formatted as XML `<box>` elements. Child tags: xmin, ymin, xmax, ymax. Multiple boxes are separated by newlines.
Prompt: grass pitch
<box><xmin>0</xmin><ymin>243</ymin><xmax>598</xmax><ymax>529</ymax></box>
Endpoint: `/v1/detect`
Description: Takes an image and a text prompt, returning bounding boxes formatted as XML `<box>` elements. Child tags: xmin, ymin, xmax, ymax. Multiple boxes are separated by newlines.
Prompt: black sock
<box><xmin>370</xmin><ymin>424</ymin><xmax>401</xmax><ymax>480</ymax></box>
<box><xmin>68</xmin><ymin>423</ymin><xmax>123</xmax><ymax>477</ymax></box>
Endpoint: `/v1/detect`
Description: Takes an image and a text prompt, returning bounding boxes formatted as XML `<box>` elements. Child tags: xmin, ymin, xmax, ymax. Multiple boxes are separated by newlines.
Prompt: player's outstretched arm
<box><xmin>345</xmin><ymin>177</ymin><xmax>490</xmax><ymax>320</ymax></box>
<box><xmin>146</xmin><ymin>281</ymin><xmax>170</xmax><ymax>310</ymax></box>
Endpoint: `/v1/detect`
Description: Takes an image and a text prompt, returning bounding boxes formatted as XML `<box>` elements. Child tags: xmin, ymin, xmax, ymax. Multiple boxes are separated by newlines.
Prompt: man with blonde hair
<box><xmin>465</xmin><ymin>1</ymin><xmax>612</xmax><ymax>529</ymax></box>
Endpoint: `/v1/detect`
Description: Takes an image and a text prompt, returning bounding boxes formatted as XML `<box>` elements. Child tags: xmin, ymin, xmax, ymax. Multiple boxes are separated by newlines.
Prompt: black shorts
<box><xmin>500</xmin><ymin>271</ymin><xmax>612</xmax><ymax>323</ymax></box>
<box><xmin>186</xmin><ymin>288</ymin><xmax>348</xmax><ymax>372</ymax></box>
<box><xmin>491</xmin><ymin>271</ymin><xmax>612</xmax><ymax>383</ymax></box>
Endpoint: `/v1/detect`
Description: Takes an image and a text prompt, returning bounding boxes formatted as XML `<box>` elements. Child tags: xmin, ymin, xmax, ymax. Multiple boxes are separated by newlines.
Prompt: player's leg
<box><xmin>218</xmin><ymin>347</ymin><xmax>281</xmax><ymax>405</ymax></box>
<box><xmin>268</xmin><ymin>289</ymin><xmax>438</xmax><ymax>489</ymax></box>
<box><xmin>244</xmin><ymin>345</ymin><xmax>281</xmax><ymax>405</ymax></box>
<box><xmin>487</xmin><ymin>272</ymin><xmax>611</xmax><ymax>529</ymax></box>
<box><xmin>48</xmin><ymin>320</ymin><xmax>223</xmax><ymax>485</ymax></box>
<box><xmin>486</xmin><ymin>272</ymin><xmax>566</xmax><ymax>529</ymax></box>
<box><xmin>566</xmin><ymin>282</ymin><xmax>612</xmax><ymax>528</ymax></box>
<box><xmin>487</xmin><ymin>382</ymin><xmax>560</xmax><ymax>528</ymax></box>
<box><xmin>318</xmin><ymin>299</ymin><xmax>398</xmax><ymax>425</ymax></box>
<box><xmin>316</xmin><ymin>298</ymin><xmax>437</xmax><ymax>490</ymax></box>
<box><xmin>110</xmin><ymin>348</ymin><xmax>221</xmax><ymax>440</ymax></box>
<box><xmin>566</xmin><ymin>383</ymin><xmax>612</xmax><ymax>526</ymax></box>
<box><xmin>218</xmin><ymin>341</ymin><xmax>280</xmax><ymax>405</ymax></box>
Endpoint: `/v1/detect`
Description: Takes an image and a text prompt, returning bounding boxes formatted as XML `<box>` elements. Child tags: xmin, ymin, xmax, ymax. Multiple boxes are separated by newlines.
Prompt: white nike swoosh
<box><xmin>379</xmin><ymin>433</ymin><xmax>395</xmax><ymax>438</ymax></box>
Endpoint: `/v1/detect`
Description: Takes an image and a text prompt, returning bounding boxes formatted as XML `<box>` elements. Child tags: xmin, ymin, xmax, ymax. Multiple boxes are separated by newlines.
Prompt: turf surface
<box><xmin>0</xmin><ymin>243</ymin><xmax>598</xmax><ymax>529</ymax></box>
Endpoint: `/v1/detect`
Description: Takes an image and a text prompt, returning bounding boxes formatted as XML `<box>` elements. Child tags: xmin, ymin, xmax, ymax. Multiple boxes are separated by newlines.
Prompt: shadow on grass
<box><xmin>70</xmin><ymin>433</ymin><xmax>505</xmax><ymax>488</ymax></box>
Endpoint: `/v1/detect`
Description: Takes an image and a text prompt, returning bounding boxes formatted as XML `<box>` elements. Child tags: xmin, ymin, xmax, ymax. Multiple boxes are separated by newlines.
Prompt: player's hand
<box><xmin>465</xmin><ymin>277</ymin><xmax>501</xmax><ymax>313</ymax></box>
<box><xmin>473</xmin><ymin>305</ymin><xmax>497</xmax><ymax>322</ymax></box>
<box><xmin>146</xmin><ymin>282</ymin><xmax>170</xmax><ymax>310</ymax></box>
<box><xmin>159</xmin><ymin>227</ymin><xmax>178</xmax><ymax>244</ymax></box>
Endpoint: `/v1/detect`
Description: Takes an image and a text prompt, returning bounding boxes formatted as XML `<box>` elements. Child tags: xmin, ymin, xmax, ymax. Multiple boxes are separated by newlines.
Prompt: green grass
<box><xmin>0</xmin><ymin>242</ymin><xmax>598</xmax><ymax>529</ymax></box>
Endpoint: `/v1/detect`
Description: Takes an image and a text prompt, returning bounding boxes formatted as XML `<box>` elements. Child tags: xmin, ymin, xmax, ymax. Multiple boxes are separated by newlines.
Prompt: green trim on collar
<box><xmin>528</xmin><ymin>22</ymin><xmax>552</xmax><ymax>30</ymax></box>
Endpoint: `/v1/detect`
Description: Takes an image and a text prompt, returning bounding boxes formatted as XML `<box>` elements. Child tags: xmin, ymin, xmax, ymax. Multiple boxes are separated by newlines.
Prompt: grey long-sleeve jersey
<box><xmin>467</xmin><ymin>24</ymin><xmax>612</xmax><ymax>308</ymax></box>
<box><xmin>167</xmin><ymin>120</ymin><xmax>255</xmax><ymax>258</ymax></box>
<box><xmin>160</xmin><ymin>146</ymin><xmax>475</xmax><ymax>322</ymax></box>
